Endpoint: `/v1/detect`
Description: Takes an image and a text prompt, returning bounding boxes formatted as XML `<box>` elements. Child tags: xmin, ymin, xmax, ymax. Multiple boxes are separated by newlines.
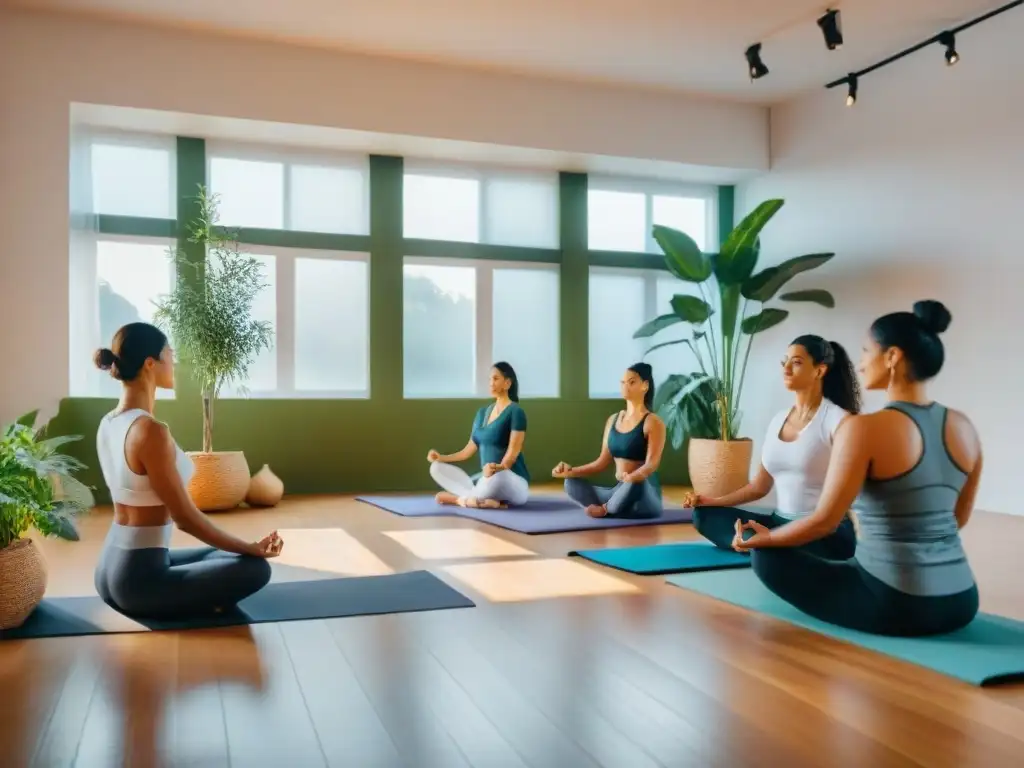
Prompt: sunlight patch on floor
<box><xmin>274</xmin><ymin>528</ymin><xmax>393</xmax><ymax>577</ymax></box>
<box><xmin>441</xmin><ymin>558</ymin><xmax>640</xmax><ymax>602</ymax></box>
<box><xmin>383</xmin><ymin>528</ymin><xmax>535</xmax><ymax>560</ymax></box>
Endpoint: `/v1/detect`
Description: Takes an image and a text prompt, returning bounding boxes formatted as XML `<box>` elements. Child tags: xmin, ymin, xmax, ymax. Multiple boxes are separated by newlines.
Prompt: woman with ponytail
<box><xmin>552</xmin><ymin>363</ymin><xmax>667</xmax><ymax>518</ymax></box>
<box><xmin>687</xmin><ymin>335</ymin><xmax>861</xmax><ymax>559</ymax></box>
<box><xmin>427</xmin><ymin>361</ymin><xmax>531</xmax><ymax>508</ymax></box>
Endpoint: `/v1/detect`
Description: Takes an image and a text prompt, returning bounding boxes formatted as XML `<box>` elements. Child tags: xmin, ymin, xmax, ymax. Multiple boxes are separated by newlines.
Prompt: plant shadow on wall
<box><xmin>153</xmin><ymin>187</ymin><xmax>274</xmax><ymax>512</ymax></box>
<box><xmin>635</xmin><ymin>199</ymin><xmax>836</xmax><ymax>496</ymax></box>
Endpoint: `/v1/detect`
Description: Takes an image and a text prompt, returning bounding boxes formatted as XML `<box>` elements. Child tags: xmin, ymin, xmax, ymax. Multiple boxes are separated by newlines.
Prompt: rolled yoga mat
<box><xmin>666</xmin><ymin>568</ymin><xmax>1024</xmax><ymax>686</ymax></box>
<box><xmin>1</xmin><ymin>570</ymin><xmax>474</xmax><ymax>640</ymax></box>
<box><xmin>356</xmin><ymin>494</ymin><xmax>694</xmax><ymax>534</ymax></box>
<box><xmin>570</xmin><ymin>542</ymin><xmax>751</xmax><ymax>575</ymax></box>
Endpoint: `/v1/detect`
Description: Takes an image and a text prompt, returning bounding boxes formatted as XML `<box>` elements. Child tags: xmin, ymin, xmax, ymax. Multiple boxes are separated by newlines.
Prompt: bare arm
<box><xmin>708</xmin><ymin>464</ymin><xmax>774</xmax><ymax>507</ymax></box>
<box><xmin>567</xmin><ymin>416</ymin><xmax>616</xmax><ymax>478</ymax></box>
<box><xmin>134</xmin><ymin>419</ymin><xmax>259</xmax><ymax>556</ymax></box>
<box><xmin>954</xmin><ymin>447</ymin><xmax>982</xmax><ymax>529</ymax></box>
<box><xmin>626</xmin><ymin>416</ymin><xmax>666</xmax><ymax>482</ymax></box>
<box><xmin>499</xmin><ymin>430</ymin><xmax>525</xmax><ymax>471</ymax></box>
<box><xmin>439</xmin><ymin>439</ymin><xmax>478</xmax><ymax>463</ymax></box>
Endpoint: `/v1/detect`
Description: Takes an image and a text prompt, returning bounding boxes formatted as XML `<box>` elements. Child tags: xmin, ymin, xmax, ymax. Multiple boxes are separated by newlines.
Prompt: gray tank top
<box><xmin>852</xmin><ymin>401</ymin><xmax>976</xmax><ymax>597</ymax></box>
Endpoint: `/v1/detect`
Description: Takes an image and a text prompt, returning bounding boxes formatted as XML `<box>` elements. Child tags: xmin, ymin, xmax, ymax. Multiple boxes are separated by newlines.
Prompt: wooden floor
<box><xmin>3</xmin><ymin>487</ymin><xmax>1023</xmax><ymax>768</ymax></box>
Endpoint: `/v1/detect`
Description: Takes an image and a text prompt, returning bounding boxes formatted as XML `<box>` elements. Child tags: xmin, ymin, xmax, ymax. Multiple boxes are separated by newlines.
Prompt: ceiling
<box><xmin>7</xmin><ymin>0</ymin><xmax>1004</xmax><ymax>103</ymax></box>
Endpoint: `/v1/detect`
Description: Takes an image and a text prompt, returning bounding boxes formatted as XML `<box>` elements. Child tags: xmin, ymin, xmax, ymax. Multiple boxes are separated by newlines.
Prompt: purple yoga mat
<box><xmin>355</xmin><ymin>494</ymin><xmax>694</xmax><ymax>534</ymax></box>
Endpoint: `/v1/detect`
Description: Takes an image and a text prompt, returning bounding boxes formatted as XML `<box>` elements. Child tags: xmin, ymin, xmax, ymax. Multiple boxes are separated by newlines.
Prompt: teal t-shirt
<box><xmin>471</xmin><ymin>403</ymin><xmax>530</xmax><ymax>482</ymax></box>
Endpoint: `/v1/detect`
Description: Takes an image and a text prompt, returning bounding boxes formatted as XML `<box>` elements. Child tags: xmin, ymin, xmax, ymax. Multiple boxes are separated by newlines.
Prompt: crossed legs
<box><xmin>429</xmin><ymin>461</ymin><xmax>530</xmax><ymax>508</ymax></box>
<box><xmin>563</xmin><ymin>477</ymin><xmax>663</xmax><ymax>519</ymax></box>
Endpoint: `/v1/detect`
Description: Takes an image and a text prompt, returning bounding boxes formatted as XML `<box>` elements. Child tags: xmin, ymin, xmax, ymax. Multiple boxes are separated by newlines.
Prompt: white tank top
<box><xmin>760</xmin><ymin>398</ymin><xmax>849</xmax><ymax>519</ymax></box>
<box><xmin>96</xmin><ymin>408</ymin><xmax>195</xmax><ymax>507</ymax></box>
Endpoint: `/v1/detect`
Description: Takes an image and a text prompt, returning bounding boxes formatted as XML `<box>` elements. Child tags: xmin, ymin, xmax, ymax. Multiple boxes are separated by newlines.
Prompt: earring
<box><xmin>887</xmin><ymin>365</ymin><xmax>895</xmax><ymax>388</ymax></box>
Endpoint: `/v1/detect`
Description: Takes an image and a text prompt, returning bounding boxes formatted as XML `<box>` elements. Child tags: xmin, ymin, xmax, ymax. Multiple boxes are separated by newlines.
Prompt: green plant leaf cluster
<box><xmin>0</xmin><ymin>413</ymin><xmax>94</xmax><ymax>551</ymax></box>
<box><xmin>636</xmin><ymin>199</ymin><xmax>837</xmax><ymax>446</ymax></box>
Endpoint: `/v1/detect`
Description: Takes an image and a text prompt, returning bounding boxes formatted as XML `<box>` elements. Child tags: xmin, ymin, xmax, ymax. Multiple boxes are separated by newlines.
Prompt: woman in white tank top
<box><xmin>687</xmin><ymin>335</ymin><xmax>862</xmax><ymax>559</ymax></box>
<box><xmin>92</xmin><ymin>322</ymin><xmax>283</xmax><ymax>620</ymax></box>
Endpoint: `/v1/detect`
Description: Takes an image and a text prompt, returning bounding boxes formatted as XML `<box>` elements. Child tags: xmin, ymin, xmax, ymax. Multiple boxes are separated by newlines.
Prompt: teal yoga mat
<box><xmin>570</xmin><ymin>542</ymin><xmax>751</xmax><ymax>575</ymax></box>
<box><xmin>666</xmin><ymin>569</ymin><xmax>1024</xmax><ymax>686</ymax></box>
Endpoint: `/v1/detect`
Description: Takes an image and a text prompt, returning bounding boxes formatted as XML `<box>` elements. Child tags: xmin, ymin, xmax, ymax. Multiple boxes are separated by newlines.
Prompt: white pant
<box><xmin>429</xmin><ymin>462</ymin><xmax>530</xmax><ymax>507</ymax></box>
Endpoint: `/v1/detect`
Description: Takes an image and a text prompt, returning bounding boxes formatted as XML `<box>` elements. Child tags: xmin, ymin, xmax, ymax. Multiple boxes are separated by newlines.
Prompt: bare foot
<box><xmin>586</xmin><ymin>504</ymin><xmax>608</xmax><ymax>518</ymax></box>
<box><xmin>477</xmin><ymin>499</ymin><xmax>508</xmax><ymax>509</ymax></box>
<box><xmin>456</xmin><ymin>496</ymin><xmax>479</xmax><ymax>508</ymax></box>
<box><xmin>435</xmin><ymin>492</ymin><xmax>459</xmax><ymax>506</ymax></box>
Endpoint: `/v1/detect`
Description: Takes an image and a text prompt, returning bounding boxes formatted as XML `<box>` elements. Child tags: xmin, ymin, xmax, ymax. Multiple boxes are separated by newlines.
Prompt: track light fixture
<box><xmin>817</xmin><ymin>9</ymin><xmax>843</xmax><ymax>50</ymax></box>
<box><xmin>745</xmin><ymin>43</ymin><xmax>769</xmax><ymax>80</ymax></box>
<box><xmin>938</xmin><ymin>31</ymin><xmax>959</xmax><ymax>65</ymax></box>
<box><xmin>845</xmin><ymin>74</ymin><xmax>858</xmax><ymax>106</ymax></box>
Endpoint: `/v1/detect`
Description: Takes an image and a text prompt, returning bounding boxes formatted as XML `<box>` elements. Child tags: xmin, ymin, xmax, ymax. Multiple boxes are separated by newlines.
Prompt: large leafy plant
<box><xmin>635</xmin><ymin>199</ymin><xmax>835</xmax><ymax>448</ymax></box>
<box><xmin>0</xmin><ymin>411</ymin><xmax>94</xmax><ymax>550</ymax></box>
<box><xmin>154</xmin><ymin>187</ymin><xmax>273</xmax><ymax>453</ymax></box>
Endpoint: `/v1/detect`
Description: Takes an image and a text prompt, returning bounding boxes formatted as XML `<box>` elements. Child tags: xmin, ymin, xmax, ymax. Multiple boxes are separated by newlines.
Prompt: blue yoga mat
<box><xmin>666</xmin><ymin>569</ymin><xmax>1024</xmax><ymax>686</ymax></box>
<box><xmin>570</xmin><ymin>542</ymin><xmax>750</xmax><ymax>575</ymax></box>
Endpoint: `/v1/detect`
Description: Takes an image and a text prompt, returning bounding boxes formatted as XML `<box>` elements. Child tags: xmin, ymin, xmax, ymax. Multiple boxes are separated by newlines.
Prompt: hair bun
<box><xmin>93</xmin><ymin>347</ymin><xmax>118</xmax><ymax>371</ymax></box>
<box><xmin>913</xmin><ymin>300</ymin><xmax>951</xmax><ymax>335</ymax></box>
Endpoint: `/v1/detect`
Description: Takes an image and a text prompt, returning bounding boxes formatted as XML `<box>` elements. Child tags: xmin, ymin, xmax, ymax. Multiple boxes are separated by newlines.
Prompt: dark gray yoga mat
<box><xmin>0</xmin><ymin>570</ymin><xmax>474</xmax><ymax>640</ymax></box>
<box><xmin>356</xmin><ymin>494</ymin><xmax>693</xmax><ymax>533</ymax></box>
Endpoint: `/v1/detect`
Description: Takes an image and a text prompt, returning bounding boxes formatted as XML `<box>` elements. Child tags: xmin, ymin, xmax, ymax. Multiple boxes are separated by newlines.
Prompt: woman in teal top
<box><xmin>552</xmin><ymin>362</ymin><xmax>667</xmax><ymax>518</ymax></box>
<box><xmin>427</xmin><ymin>362</ymin><xmax>531</xmax><ymax>508</ymax></box>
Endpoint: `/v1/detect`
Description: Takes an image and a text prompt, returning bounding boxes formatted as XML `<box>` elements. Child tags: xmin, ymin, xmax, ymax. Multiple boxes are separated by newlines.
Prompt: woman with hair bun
<box><xmin>733</xmin><ymin>301</ymin><xmax>984</xmax><ymax>637</ymax></box>
<box><xmin>552</xmin><ymin>362</ymin><xmax>667</xmax><ymax>518</ymax></box>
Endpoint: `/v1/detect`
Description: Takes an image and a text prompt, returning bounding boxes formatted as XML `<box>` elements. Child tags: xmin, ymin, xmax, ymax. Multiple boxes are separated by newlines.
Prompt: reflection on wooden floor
<box><xmin>3</xmin><ymin>486</ymin><xmax>1024</xmax><ymax>767</ymax></box>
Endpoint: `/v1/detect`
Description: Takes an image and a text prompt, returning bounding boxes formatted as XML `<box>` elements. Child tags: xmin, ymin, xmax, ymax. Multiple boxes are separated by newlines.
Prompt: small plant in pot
<box><xmin>635</xmin><ymin>199</ymin><xmax>836</xmax><ymax>497</ymax></box>
<box><xmin>0</xmin><ymin>411</ymin><xmax>94</xmax><ymax>630</ymax></box>
<box><xmin>154</xmin><ymin>186</ymin><xmax>273</xmax><ymax>512</ymax></box>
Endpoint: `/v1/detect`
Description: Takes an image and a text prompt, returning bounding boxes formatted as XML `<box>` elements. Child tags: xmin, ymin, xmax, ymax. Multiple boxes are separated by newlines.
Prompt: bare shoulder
<box><xmin>644</xmin><ymin>412</ymin><xmax>666</xmax><ymax>431</ymax></box>
<box><xmin>944</xmin><ymin>407</ymin><xmax>981</xmax><ymax>451</ymax></box>
<box><xmin>130</xmin><ymin>415</ymin><xmax>174</xmax><ymax>453</ymax></box>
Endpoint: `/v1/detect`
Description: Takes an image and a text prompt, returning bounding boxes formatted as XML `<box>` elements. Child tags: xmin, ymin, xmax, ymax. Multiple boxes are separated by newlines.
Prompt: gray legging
<box><xmin>693</xmin><ymin>505</ymin><xmax>857</xmax><ymax>560</ymax></box>
<box><xmin>95</xmin><ymin>544</ymin><xmax>272</xmax><ymax>620</ymax></box>
<box><xmin>564</xmin><ymin>477</ymin><xmax>662</xmax><ymax>519</ymax></box>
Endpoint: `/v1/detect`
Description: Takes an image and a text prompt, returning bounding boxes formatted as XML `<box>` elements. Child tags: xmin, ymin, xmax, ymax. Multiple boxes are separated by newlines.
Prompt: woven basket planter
<box><xmin>0</xmin><ymin>539</ymin><xmax>48</xmax><ymax>630</ymax></box>
<box><xmin>246</xmin><ymin>464</ymin><xmax>284</xmax><ymax>507</ymax></box>
<box><xmin>187</xmin><ymin>451</ymin><xmax>251</xmax><ymax>512</ymax></box>
<box><xmin>688</xmin><ymin>438</ymin><xmax>754</xmax><ymax>498</ymax></box>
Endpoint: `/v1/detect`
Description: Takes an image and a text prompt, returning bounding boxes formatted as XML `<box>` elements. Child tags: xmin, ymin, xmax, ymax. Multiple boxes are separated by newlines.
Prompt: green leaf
<box><xmin>643</xmin><ymin>338</ymin><xmax>690</xmax><ymax>356</ymax></box>
<box><xmin>779</xmin><ymin>289</ymin><xmax>835</xmax><ymax>308</ymax></box>
<box><xmin>742</xmin><ymin>253</ymin><xmax>834</xmax><ymax>302</ymax></box>
<box><xmin>633</xmin><ymin>313</ymin><xmax>682</xmax><ymax>339</ymax></box>
<box><xmin>652</xmin><ymin>226</ymin><xmax>712</xmax><ymax>283</ymax></box>
<box><xmin>670</xmin><ymin>295</ymin><xmax>713</xmax><ymax>324</ymax></box>
<box><xmin>652</xmin><ymin>374</ymin><xmax>690</xmax><ymax>412</ymax></box>
<box><xmin>718</xmin><ymin>200</ymin><xmax>784</xmax><ymax>283</ymax></box>
<box><xmin>741</xmin><ymin>308</ymin><xmax>790</xmax><ymax>335</ymax></box>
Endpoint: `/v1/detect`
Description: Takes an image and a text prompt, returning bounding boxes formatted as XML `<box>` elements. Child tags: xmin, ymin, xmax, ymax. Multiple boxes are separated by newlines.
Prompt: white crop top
<box><xmin>760</xmin><ymin>398</ymin><xmax>849</xmax><ymax>519</ymax></box>
<box><xmin>96</xmin><ymin>408</ymin><xmax>195</xmax><ymax>507</ymax></box>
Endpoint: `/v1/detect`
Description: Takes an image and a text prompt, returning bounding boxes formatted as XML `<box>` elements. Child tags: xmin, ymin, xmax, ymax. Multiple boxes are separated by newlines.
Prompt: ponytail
<box><xmin>492</xmin><ymin>361</ymin><xmax>520</xmax><ymax>402</ymax></box>
<box><xmin>791</xmin><ymin>335</ymin><xmax>862</xmax><ymax>414</ymax></box>
<box><xmin>627</xmin><ymin>362</ymin><xmax>655</xmax><ymax>409</ymax></box>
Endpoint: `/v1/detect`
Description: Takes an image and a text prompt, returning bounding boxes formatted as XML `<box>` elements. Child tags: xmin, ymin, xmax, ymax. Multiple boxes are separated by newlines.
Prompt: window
<box><xmin>207</xmin><ymin>144</ymin><xmax>369</xmax><ymax>235</ymax></box>
<box><xmin>68</xmin><ymin>236</ymin><xmax>176</xmax><ymax>398</ymax></box>
<box><xmin>588</xmin><ymin>267</ymin><xmax>702</xmax><ymax>398</ymax></box>
<box><xmin>222</xmin><ymin>248</ymin><xmax>370</xmax><ymax>398</ymax></box>
<box><xmin>403</xmin><ymin>259</ymin><xmax>560</xmax><ymax>398</ymax></box>
<box><xmin>587</xmin><ymin>178</ymin><xmax>716</xmax><ymax>254</ymax></box>
<box><xmin>85</xmin><ymin>134</ymin><xmax>176</xmax><ymax>219</ymax></box>
<box><xmin>403</xmin><ymin>164</ymin><xmax>559</xmax><ymax>248</ymax></box>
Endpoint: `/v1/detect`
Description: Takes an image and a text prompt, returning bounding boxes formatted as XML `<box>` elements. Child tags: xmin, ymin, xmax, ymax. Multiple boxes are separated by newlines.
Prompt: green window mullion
<box><xmin>558</xmin><ymin>172</ymin><xmax>589</xmax><ymax>401</ymax></box>
<box><xmin>96</xmin><ymin>215</ymin><xmax>177</xmax><ymax>239</ymax></box>
<box><xmin>369</xmin><ymin>155</ymin><xmax>404</xmax><ymax>403</ymax></box>
<box><xmin>173</xmin><ymin>137</ymin><xmax>207</xmax><ymax>409</ymax></box>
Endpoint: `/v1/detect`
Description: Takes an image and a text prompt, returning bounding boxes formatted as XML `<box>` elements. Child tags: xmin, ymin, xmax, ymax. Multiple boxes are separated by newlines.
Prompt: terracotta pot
<box><xmin>688</xmin><ymin>438</ymin><xmax>754</xmax><ymax>498</ymax></box>
<box><xmin>246</xmin><ymin>464</ymin><xmax>285</xmax><ymax>507</ymax></box>
<box><xmin>187</xmin><ymin>451</ymin><xmax>251</xmax><ymax>512</ymax></box>
<box><xmin>0</xmin><ymin>539</ymin><xmax>48</xmax><ymax>630</ymax></box>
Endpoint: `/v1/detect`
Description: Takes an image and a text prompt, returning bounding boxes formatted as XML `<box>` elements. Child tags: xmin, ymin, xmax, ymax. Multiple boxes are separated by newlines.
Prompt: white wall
<box><xmin>737</xmin><ymin>13</ymin><xmax>1024</xmax><ymax>514</ymax></box>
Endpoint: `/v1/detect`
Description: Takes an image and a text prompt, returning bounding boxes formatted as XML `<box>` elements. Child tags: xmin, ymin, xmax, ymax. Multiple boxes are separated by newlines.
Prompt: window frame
<box><xmin>80</xmin><ymin>129</ymin><xmax>178</xmax><ymax>223</ymax></box>
<box><xmin>402</xmin><ymin>255</ymin><xmax>561</xmax><ymax>400</ymax></box>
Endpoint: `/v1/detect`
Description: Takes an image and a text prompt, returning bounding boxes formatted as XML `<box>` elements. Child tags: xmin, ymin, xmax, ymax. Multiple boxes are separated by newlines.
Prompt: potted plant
<box><xmin>635</xmin><ymin>199</ymin><xmax>836</xmax><ymax>496</ymax></box>
<box><xmin>0</xmin><ymin>411</ymin><xmax>94</xmax><ymax>630</ymax></box>
<box><xmin>154</xmin><ymin>187</ymin><xmax>274</xmax><ymax>511</ymax></box>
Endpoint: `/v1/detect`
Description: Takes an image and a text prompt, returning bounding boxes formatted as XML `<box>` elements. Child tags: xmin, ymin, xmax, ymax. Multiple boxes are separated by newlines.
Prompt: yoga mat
<box><xmin>570</xmin><ymin>542</ymin><xmax>751</xmax><ymax>575</ymax></box>
<box><xmin>666</xmin><ymin>569</ymin><xmax>1024</xmax><ymax>686</ymax></box>
<box><xmin>356</xmin><ymin>494</ymin><xmax>693</xmax><ymax>533</ymax></box>
<box><xmin>1</xmin><ymin>570</ymin><xmax>474</xmax><ymax>640</ymax></box>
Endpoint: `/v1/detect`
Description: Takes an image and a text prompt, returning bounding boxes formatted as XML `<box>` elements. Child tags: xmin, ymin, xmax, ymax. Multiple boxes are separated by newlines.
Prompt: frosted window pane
<box><xmin>209</xmin><ymin>158</ymin><xmax>284</xmax><ymax>229</ymax></box>
<box><xmin>650</xmin><ymin>274</ymin><xmax>703</xmax><ymax>384</ymax></box>
<box><xmin>652</xmin><ymin>195</ymin><xmax>708</xmax><ymax>252</ymax></box>
<box><xmin>225</xmin><ymin>254</ymin><xmax>277</xmax><ymax>394</ymax></box>
<box><xmin>484</xmin><ymin>176</ymin><xmax>559</xmax><ymax>248</ymax></box>
<box><xmin>290</xmin><ymin>165</ymin><xmax>368</xmax><ymax>235</ymax></box>
<box><xmin>91</xmin><ymin>144</ymin><xmax>174</xmax><ymax>219</ymax></box>
<box><xmin>492</xmin><ymin>269</ymin><xmax>559</xmax><ymax>397</ymax></box>
<box><xmin>403</xmin><ymin>175</ymin><xmax>480</xmax><ymax>243</ymax></box>
<box><xmin>94</xmin><ymin>240</ymin><xmax>175</xmax><ymax>398</ymax></box>
<box><xmin>588</xmin><ymin>271</ymin><xmax>647</xmax><ymax>397</ymax></box>
<box><xmin>403</xmin><ymin>264</ymin><xmax>476</xmax><ymax>396</ymax></box>
<box><xmin>294</xmin><ymin>258</ymin><xmax>369</xmax><ymax>392</ymax></box>
<box><xmin>588</xmin><ymin>189</ymin><xmax>646</xmax><ymax>252</ymax></box>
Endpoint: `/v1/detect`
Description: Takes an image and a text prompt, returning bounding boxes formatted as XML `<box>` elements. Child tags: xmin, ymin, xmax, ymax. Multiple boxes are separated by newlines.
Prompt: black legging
<box><xmin>564</xmin><ymin>477</ymin><xmax>662</xmax><ymax>519</ymax></box>
<box><xmin>95</xmin><ymin>545</ymin><xmax>272</xmax><ymax>620</ymax></box>
<box><xmin>693</xmin><ymin>505</ymin><xmax>857</xmax><ymax>560</ymax></box>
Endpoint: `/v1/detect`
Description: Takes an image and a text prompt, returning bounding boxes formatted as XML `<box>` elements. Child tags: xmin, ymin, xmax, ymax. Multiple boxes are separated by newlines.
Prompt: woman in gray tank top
<box><xmin>732</xmin><ymin>300</ymin><xmax>981</xmax><ymax>637</ymax></box>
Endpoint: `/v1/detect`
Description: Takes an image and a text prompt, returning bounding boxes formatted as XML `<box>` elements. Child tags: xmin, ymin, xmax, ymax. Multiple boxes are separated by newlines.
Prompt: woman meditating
<box><xmin>688</xmin><ymin>335</ymin><xmax>861</xmax><ymax>560</ymax></box>
<box><xmin>552</xmin><ymin>363</ymin><xmax>666</xmax><ymax>518</ymax></box>
<box><xmin>733</xmin><ymin>301</ymin><xmax>982</xmax><ymax>636</ymax></box>
<box><xmin>427</xmin><ymin>362</ymin><xmax>530</xmax><ymax>508</ymax></box>
<box><xmin>93</xmin><ymin>322</ymin><xmax>282</xmax><ymax>621</ymax></box>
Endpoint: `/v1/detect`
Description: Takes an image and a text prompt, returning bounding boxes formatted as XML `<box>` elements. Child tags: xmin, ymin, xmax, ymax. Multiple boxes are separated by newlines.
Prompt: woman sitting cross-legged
<box><xmin>427</xmin><ymin>362</ymin><xmax>531</xmax><ymax>509</ymax></box>
<box><xmin>687</xmin><ymin>334</ymin><xmax>861</xmax><ymax>560</ymax></box>
<box><xmin>93</xmin><ymin>322</ymin><xmax>281</xmax><ymax>621</ymax></box>
<box><xmin>552</xmin><ymin>363</ymin><xmax>667</xmax><ymax>518</ymax></box>
<box><xmin>733</xmin><ymin>301</ymin><xmax>982</xmax><ymax>637</ymax></box>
